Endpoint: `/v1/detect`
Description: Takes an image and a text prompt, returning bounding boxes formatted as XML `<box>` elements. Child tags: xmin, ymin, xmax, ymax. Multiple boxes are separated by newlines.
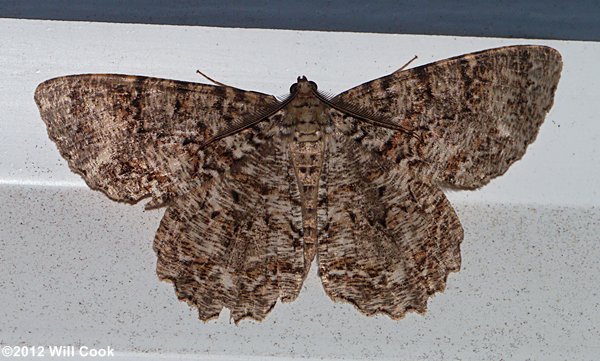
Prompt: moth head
<box><xmin>290</xmin><ymin>75</ymin><xmax>318</xmax><ymax>94</ymax></box>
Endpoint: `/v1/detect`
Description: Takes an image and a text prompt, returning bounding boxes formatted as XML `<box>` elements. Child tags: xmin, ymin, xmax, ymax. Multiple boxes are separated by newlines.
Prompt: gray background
<box><xmin>1</xmin><ymin>0</ymin><xmax>599</xmax><ymax>41</ymax></box>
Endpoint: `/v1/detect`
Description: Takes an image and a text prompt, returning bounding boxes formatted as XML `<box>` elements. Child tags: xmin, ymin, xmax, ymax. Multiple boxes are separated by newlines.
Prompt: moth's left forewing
<box><xmin>34</xmin><ymin>74</ymin><xmax>279</xmax><ymax>208</ymax></box>
<box><xmin>332</xmin><ymin>45</ymin><xmax>562</xmax><ymax>189</ymax></box>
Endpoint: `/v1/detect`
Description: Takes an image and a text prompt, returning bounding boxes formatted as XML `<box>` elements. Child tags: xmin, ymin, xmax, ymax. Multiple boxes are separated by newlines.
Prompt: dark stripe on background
<box><xmin>1</xmin><ymin>0</ymin><xmax>598</xmax><ymax>41</ymax></box>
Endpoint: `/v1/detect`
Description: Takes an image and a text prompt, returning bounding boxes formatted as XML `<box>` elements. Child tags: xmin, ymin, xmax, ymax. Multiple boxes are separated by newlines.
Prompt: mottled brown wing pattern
<box><xmin>333</xmin><ymin>45</ymin><xmax>562</xmax><ymax>188</ymax></box>
<box><xmin>35</xmin><ymin>45</ymin><xmax>562</xmax><ymax>323</ymax></box>
<box><xmin>318</xmin><ymin>130</ymin><xmax>462</xmax><ymax>318</ymax></box>
<box><xmin>153</xmin><ymin>130</ymin><xmax>306</xmax><ymax>323</ymax></box>
<box><xmin>34</xmin><ymin>74</ymin><xmax>278</xmax><ymax>206</ymax></box>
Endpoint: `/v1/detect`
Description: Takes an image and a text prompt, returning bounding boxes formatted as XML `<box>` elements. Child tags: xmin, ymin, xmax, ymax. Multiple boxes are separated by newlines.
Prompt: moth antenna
<box><xmin>275</xmin><ymin>93</ymin><xmax>291</xmax><ymax>102</ymax></box>
<box><xmin>198</xmin><ymin>93</ymin><xmax>294</xmax><ymax>149</ymax></box>
<box><xmin>314</xmin><ymin>89</ymin><xmax>420</xmax><ymax>140</ymax></box>
<box><xmin>396</xmin><ymin>55</ymin><xmax>418</xmax><ymax>72</ymax></box>
<box><xmin>196</xmin><ymin>70</ymin><xmax>232</xmax><ymax>88</ymax></box>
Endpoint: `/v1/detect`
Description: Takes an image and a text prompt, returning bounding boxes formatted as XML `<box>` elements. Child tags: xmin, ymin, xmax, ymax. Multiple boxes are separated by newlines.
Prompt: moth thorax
<box><xmin>289</xmin><ymin>103</ymin><xmax>326</xmax><ymax>143</ymax></box>
<box><xmin>292</xmin><ymin>112</ymin><xmax>319</xmax><ymax>142</ymax></box>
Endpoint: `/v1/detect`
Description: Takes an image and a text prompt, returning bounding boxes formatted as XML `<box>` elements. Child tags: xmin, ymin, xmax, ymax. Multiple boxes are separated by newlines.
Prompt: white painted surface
<box><xmin>0</xmin><ymin>18</ymin><xmax>599</xmax><ymax>360</ymax></box>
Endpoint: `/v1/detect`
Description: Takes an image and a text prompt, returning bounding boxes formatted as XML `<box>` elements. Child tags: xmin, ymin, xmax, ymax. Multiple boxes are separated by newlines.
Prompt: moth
<box><xmin>35</xmin><ymin>45</ymin><xmax>562</xmax><ymax>323</ymax></box>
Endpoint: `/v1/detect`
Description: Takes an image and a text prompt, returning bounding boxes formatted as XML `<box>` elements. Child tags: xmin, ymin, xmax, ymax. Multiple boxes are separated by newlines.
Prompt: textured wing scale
<box><xmin>153</xmin><ymin>131</ymin><xmax>306</xmax><ymax>322</ymax></box>
<box><xmin>318</xmin><ymin>131</ymin><xmax>463</xmax><ymax>318</ymax></box>
<box><xmin>333</xmin><ymin>45</ymin><xmax>562</xmax><ymax>188</ymax></box>
<box><xmin>35</xmin><ymin>45</ymin><xmax>562</xmax><ymax>323</ymax></box>
<box><xmin>35</xmin><ymin>74</ymin><xmax>279</xmax><ymax>206</ymax></box>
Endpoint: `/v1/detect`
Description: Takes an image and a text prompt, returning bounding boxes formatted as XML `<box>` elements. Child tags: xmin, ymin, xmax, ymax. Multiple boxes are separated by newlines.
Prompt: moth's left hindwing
<box><xmin>154</xmin><ymin>132</ymin><xmax>307</xmax><ymax>323</ymax></box>
<box><xmin>35</xmin><ymin>74</ymin><xmax>278</xmax><ymax>206</ymax></box>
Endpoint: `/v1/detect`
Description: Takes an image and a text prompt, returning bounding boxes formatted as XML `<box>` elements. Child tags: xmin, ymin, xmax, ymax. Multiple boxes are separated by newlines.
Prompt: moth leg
<box><xmin>196</xmin><ymin>70</ymin><xmax>235</xmax><ymax>88</ymax></box>
<box><xmin>395</xmin><ymin>55</ymin><xmax>418</xmax><ymax>72</ymax></box>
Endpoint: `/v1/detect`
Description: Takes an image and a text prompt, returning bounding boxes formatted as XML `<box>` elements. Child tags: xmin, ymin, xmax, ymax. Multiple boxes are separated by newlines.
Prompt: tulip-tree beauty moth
<box><xmin>35</xmin><ymin>45</ymin><xmax>562</xmax><ymax>323</ymax></box>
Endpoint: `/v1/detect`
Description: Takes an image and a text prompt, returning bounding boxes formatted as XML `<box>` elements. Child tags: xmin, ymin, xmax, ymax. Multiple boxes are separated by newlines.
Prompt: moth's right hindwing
<box><xmin>318</xmin><ymin>131</ymin><xmax>463</xmax><ymax>319</ymax></box>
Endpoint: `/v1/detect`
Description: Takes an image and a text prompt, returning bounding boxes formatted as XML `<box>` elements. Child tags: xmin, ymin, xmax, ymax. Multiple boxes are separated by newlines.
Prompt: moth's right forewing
<box><xmin>35</xmin><ymin>74</ymin><xmax>278</xmax><ymax>206</ymax></box>
<box><xmin>334</xmin><ymin>45</ymin><xmax>562</xmax><ymax>189</ymax></box>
